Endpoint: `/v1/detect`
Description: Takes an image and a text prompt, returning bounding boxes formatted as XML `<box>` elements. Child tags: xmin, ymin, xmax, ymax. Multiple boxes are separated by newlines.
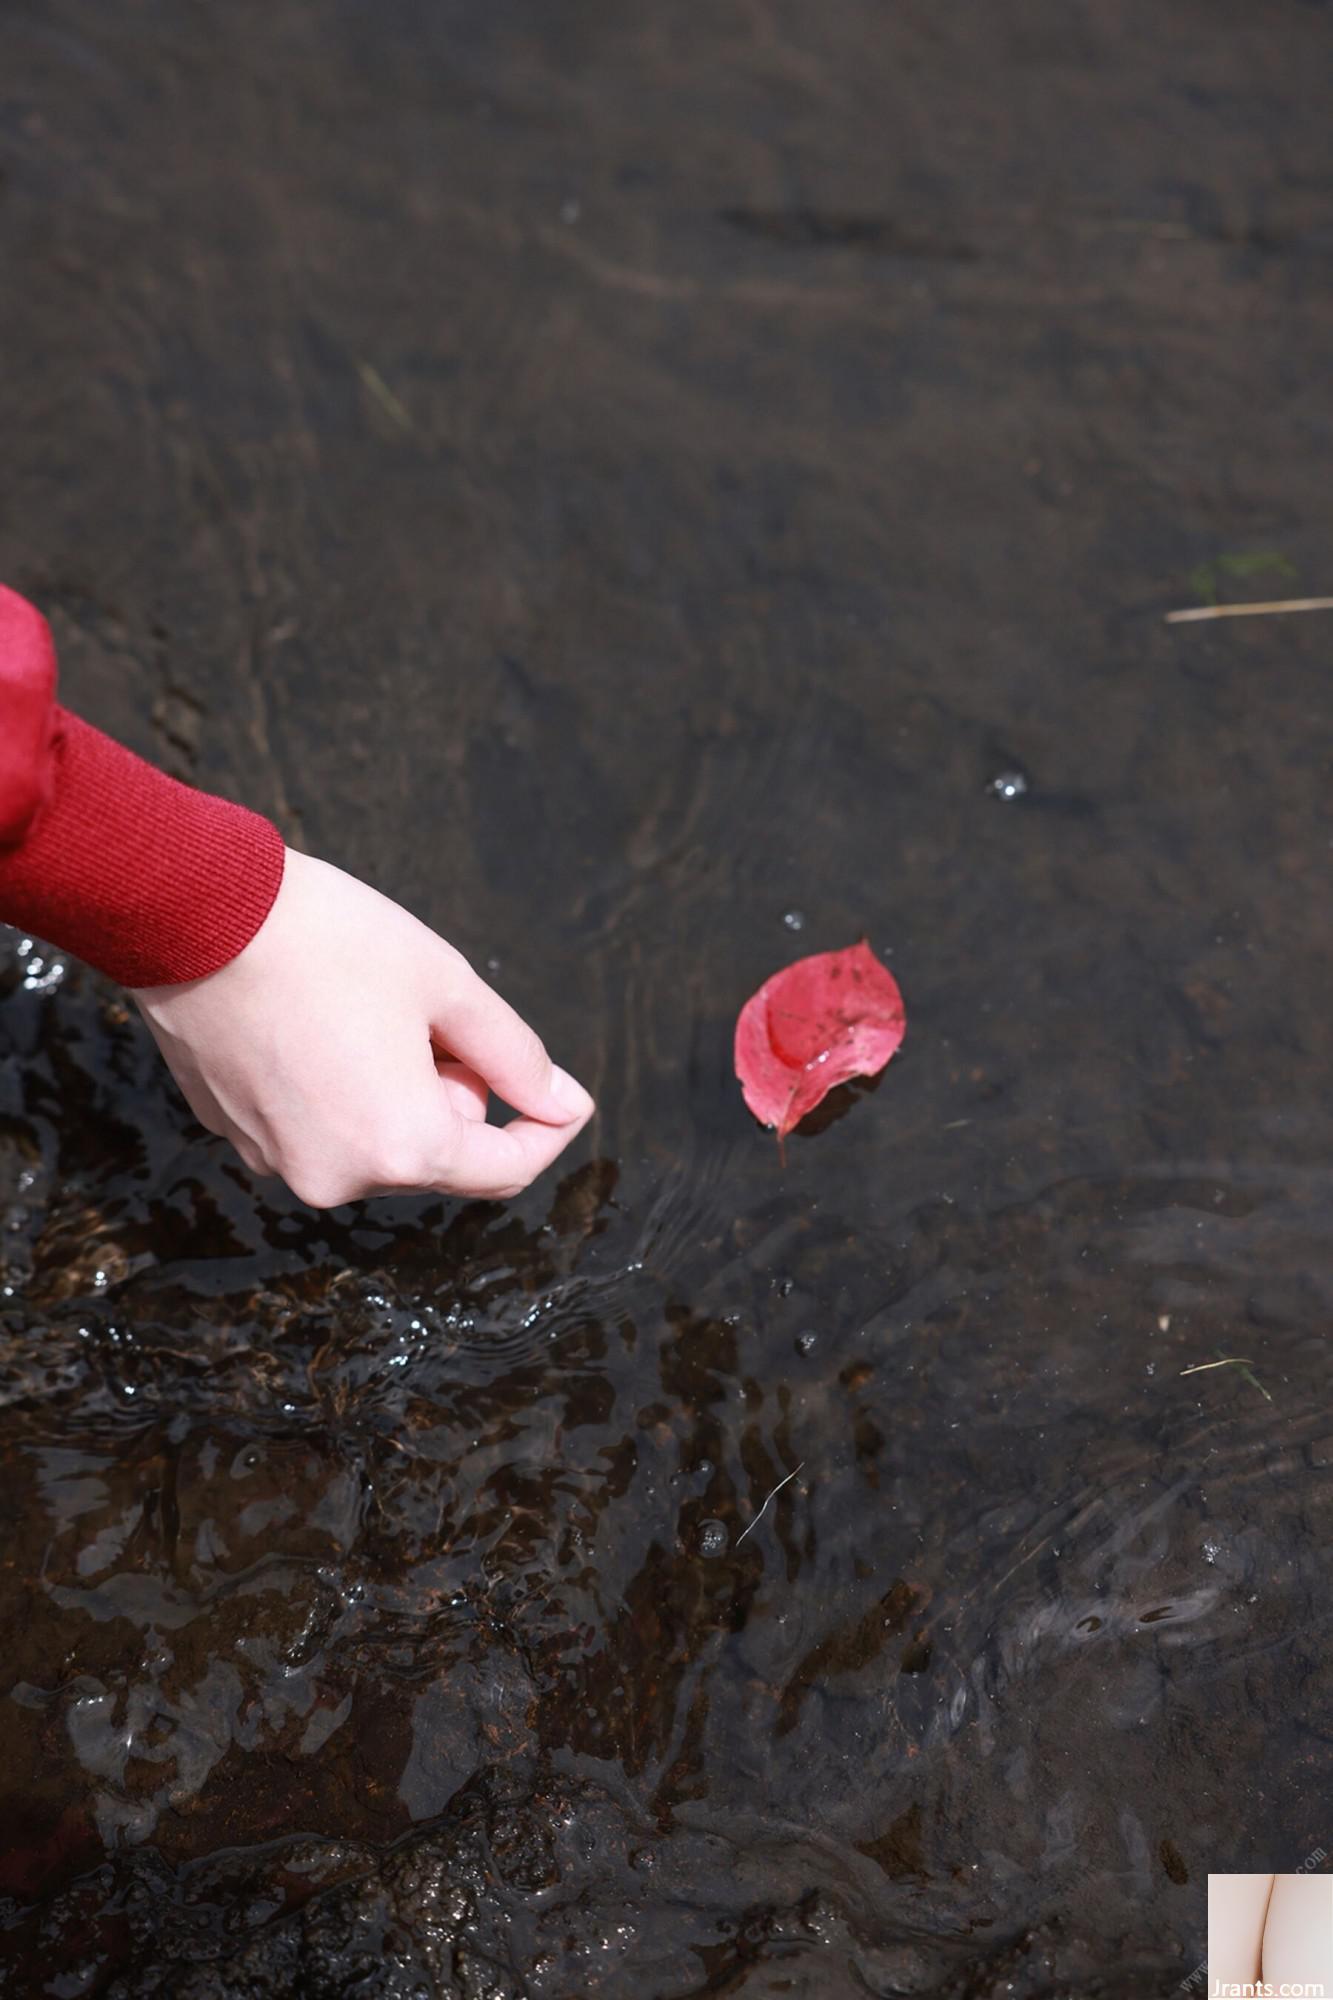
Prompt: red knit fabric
<box><xmin>0</xmin><ymin>586</ymin><xmax>58</xmax><ymax>835</ymax></box>
<box><xmin>0</xmin><ymin>585</ymin><xmax>286</xmax><ymax>988</ymax></box>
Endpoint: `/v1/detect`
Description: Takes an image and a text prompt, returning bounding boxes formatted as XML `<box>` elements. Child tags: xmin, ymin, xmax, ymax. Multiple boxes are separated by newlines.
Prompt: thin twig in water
<box><xmin>735</xmin><ymin>1462</ymin><xmax>804</xmax><ymax>1545</ymax></box>
<box><xmin>1164</xmin><ymin>597</ymin><xmax>1333</xmax><ymax>625</ymax></box>
<box><xmin>1180</xmin><ymin>1355</ymin><xmax>1273</xmax><ymax>1402</ymax></box>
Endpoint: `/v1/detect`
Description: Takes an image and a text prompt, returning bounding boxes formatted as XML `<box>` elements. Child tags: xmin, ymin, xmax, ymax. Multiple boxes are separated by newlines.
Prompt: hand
<box><xmin>132</xmin><ymin>849</ymin><xmax>595</xmax><ymax>1207</ymax></box>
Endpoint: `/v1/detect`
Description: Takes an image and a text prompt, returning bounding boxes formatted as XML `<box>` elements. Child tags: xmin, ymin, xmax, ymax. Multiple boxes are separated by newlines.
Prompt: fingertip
<box><xmin>547</xmin><ymin>1065</ymin><xmax>595</xmax><ymax>1125</ymax></box>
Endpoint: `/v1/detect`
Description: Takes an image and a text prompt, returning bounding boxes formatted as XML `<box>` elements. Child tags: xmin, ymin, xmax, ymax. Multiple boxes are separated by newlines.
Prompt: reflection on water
<box><xmin>2</xmin><ymin>924</ymin><xmax>1331</xmax><ymax>1993</ymax></box>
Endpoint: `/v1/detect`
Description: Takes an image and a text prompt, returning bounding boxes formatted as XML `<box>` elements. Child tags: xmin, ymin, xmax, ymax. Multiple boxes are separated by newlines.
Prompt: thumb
<box><xmin>429</xmin><ymin>964</ymin><xmax>594</xmax><ymax>1126</ymax></box>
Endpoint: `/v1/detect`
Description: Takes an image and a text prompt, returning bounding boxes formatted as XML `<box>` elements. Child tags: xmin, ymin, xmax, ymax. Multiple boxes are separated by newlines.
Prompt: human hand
<box><xmin>132</xmin><ymin>849</ymin><xmax>594</xmax><ymax>1207</ymax></box>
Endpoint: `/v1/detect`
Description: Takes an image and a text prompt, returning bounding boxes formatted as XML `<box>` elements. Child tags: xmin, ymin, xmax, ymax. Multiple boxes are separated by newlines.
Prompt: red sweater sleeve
<box><xmin>0</xmin><ymin>585</ymin><xmax>285</xmax><ymax>988</ymax></box>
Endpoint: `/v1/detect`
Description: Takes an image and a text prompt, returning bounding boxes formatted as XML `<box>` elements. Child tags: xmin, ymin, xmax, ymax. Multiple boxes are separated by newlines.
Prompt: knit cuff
<box><xmin>0</xmin><ymin>710</ymin><xmax>286</xmax><ymax>988</ymax></box>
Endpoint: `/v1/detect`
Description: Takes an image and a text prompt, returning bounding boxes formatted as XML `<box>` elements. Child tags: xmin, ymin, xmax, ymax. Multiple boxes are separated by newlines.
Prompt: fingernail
<box><xmin>549</xmin><ymin>1065</ymin><xmax>594</xmax><ymax>1121</ymax></box>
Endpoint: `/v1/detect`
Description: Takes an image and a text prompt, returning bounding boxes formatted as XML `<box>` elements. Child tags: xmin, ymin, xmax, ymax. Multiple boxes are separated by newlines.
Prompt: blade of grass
<box><xmin>357</xmin><ymin>361</ymin><xmax>414</xmax><ymax>433</ymax></box>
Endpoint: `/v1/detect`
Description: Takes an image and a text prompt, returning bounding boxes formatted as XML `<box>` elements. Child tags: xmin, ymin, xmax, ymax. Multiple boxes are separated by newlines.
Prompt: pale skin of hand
<box><xmin>131</xmin><ymin>849</ymin><xmax>595</xmax><ymax>1208</ymax></box>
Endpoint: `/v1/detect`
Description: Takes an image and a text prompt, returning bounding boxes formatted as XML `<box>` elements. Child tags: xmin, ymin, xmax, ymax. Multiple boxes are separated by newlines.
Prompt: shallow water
<box><xmin>3</xmin><ymin>1</ymin><xmax>1333</xmax><ymax>1993</ymax></box>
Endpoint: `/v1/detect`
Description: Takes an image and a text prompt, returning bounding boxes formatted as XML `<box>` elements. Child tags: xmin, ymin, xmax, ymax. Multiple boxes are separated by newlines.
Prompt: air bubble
<box><xmin>782</xmin><ymin>909</ymin><xmax>806</xmax><ymax>931</ymax></box>
<box><xmin>987</xmin><ymin>769</ymin><xmax>1029</xmax><ymax>801</ymax></box>
<box><xmin>696</xmin><ymin>1519</ymin><xmax>728</xmax><ymax>1559</ymax></box>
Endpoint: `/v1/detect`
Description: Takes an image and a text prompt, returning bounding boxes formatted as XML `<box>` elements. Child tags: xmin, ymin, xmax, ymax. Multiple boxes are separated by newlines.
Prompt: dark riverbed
<box><xmin>2</xmin><ymin>2</ymin><xmax>1333</xmax><ymax>1994</ymax></box>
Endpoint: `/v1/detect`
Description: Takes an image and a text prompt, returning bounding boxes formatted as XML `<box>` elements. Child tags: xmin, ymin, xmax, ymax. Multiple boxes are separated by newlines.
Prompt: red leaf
<box><xmin>734</xmin><ymin>939</ymin><xmax>906</xmax><ymax>1139</ymax></box>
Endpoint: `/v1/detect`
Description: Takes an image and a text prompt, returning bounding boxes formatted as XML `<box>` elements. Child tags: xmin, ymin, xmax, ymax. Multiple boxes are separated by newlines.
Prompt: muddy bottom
<box><xmin>2</xmin><ymin>1</ymin><xmax>1333</xmax><ymax>1994</ymax></box>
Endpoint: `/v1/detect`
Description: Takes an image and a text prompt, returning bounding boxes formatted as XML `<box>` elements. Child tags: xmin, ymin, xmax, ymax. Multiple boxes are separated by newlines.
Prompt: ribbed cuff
<box><xmin>0</xmin><ymin>710</ymin><xmax>286</xmax><ymax>988</ymax></box>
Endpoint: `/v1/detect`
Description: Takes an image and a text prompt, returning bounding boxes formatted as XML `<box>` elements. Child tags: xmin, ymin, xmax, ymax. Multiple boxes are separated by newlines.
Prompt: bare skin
<box><xmin>1208</xmin><ymin>1872</ymin><xmax>1333</xmax><ymax>1994</ymax></box>
<box><xmin>133</xmin><ymin>849</ymin><xmax>595</xmax><ymax>1207</ymax></box>
<box><xmin>1261</xmin><ymin>1874</ymin><xmax>1333</xmax><ymax>1990</ymax></box>
<box><xmin>1209</xmin><ymin>1874</ymin><xmax>1274</xmax><ymax>1992</ymax></box>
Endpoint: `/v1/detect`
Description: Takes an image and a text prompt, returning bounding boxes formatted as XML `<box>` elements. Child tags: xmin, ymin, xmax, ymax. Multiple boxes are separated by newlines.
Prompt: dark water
<box><xmin>3</xmin><ymin>2</ymin><xmax>1333</xmax><ymax>1993</ymax></box>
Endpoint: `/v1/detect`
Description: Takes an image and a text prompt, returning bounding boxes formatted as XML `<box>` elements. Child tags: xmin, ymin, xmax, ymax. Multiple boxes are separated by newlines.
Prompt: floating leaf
<box><xmin>734</xmin><ymin>939</ymin><xmax>906</xmax><ymax>1140</ymax></box>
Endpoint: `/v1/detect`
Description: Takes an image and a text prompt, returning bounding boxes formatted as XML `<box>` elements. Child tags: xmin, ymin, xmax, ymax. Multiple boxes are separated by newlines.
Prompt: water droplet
<box><xmin>486</xmin><ymin>956</ymin><xmax>502</xmax><ymax>975</ymax></box>
<box><xmin>782</xmin><ymin>909</ymin><xmax>806</xmax><ymax>931</ymax></box>
<box><xmin>696</xmin><ymin>1518</ymin><xmax>728</xmax><ymax>1559</ymax></box>
<box><xmin>987</xmin><ymin>769</ymin><xmax>1029</xmax><ymax>801</ymax></box>
<box><xmin>22</xmin><ymin>955</ymin><xmax>65</xmax><ymax>993</ymax></box>
<box><xmin>560</xmin><ymin>197</ymin><xmax>582</xmax><ymax>225</ymax></box>
<box><xmin>795</xmin><ymin>1329</ymin><xmax>818</xmax><ymax>1356</ymax></box>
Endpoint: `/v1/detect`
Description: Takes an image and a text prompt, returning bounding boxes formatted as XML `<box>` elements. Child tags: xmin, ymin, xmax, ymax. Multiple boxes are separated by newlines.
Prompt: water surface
<box><xmin>2</xmin><ymin>1</ymin><xmax>1332</xmax><ymax>1993</ymax></box>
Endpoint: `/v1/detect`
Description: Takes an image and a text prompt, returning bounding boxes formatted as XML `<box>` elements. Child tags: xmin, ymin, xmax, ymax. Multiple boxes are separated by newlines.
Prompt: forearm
<box><xmin>2</xmin><ymin>583</ymin><xmax>594</xmax><ymax>1207</ymax></box>
<box><xmin>0</xmin><ymin>584</ymin><xmax>284</xmax><ymax>985</ymax></box>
